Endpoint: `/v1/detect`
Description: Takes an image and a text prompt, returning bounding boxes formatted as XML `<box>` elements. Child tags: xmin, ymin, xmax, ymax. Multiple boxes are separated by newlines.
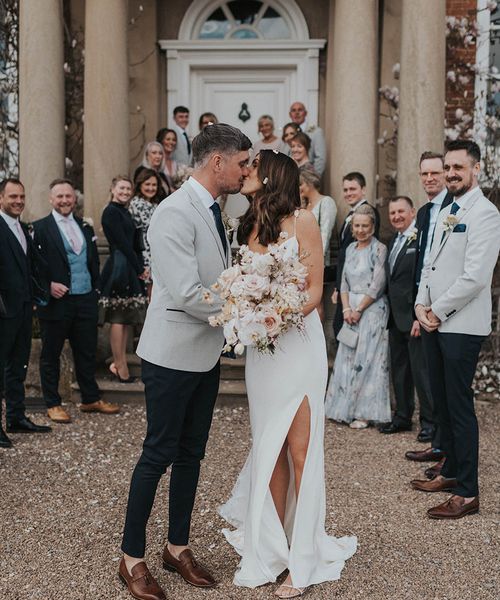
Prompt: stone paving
<box><xmin>0</xmin><ymin>398</ymin><xmax>498</xmax><ymax>600</ymax></box>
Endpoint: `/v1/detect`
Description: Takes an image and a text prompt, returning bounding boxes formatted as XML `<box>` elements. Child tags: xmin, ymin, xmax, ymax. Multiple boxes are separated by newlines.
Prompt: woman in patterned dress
<box><xmin>324</xmin><ymin>204</ymin><xmax>391</xmax><ymax>429</ymax></box>
<box><xmin>129</xmin><ymin>168</ymin><xmax>161</xmax><ymax>297</ymax></box>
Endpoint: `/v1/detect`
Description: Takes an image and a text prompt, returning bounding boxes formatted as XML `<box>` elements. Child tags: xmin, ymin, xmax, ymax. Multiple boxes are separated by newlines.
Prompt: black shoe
<box><xmin>6</xmin><ymin>416</ymin><xmax>52</xmax><ymax>433</ymax></box>
<box><xmin>0</xmin><ymin>427</ymin><xmax>13</xmax><ymax>448</ymax></box>
<box><xmin>417</xmin><ymin>428</ymin><xmax>434</xmax><ymax>443</ymax></box>
<box><xmin>379</xmin><ymin>421</ymin><xmax>412</xmax><ymax>434</ymax></box>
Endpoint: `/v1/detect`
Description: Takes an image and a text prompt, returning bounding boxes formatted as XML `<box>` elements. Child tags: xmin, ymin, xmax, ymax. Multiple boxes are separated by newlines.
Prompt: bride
<box><xmin>219</xmin><ymin>150</ymin><xmax>357</xmax><ymax>598</ymax></box>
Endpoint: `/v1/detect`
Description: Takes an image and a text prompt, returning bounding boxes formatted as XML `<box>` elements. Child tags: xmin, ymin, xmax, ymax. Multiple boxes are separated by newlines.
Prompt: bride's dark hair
<box><xmin>237</xmin><ymin>150</ymin><xmax>301</xmax><ymax>246</ymax></box>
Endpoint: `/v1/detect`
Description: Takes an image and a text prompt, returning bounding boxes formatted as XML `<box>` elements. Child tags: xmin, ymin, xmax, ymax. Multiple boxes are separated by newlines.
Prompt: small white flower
<box><xmin>262</xmin><ymin>177</ymin><xmax>268</xmax><ymax>185</ymax></box>
<box><xmin>234</xmin><ymin>343</ymin><xmax>245</xmax><ymax>355</ymax></box>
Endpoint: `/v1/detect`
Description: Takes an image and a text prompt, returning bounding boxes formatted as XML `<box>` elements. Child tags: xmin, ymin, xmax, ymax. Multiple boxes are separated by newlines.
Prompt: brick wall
<box><xmin>445</xmin><ymin>0</ymin><xmax>478</xmax><ymax>130</ymax></box>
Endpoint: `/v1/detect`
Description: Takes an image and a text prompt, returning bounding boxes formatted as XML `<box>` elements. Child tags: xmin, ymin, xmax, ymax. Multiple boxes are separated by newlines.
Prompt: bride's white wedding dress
<box><xmin>219</xmin><ymin>232</ymin><xmax>357</xmax><ymax>589</ymax></box>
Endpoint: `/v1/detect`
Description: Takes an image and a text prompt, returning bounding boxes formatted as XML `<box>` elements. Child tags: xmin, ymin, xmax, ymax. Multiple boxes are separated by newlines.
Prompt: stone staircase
<box><xmin>71</xmin><ymin>353</ymin><xmax>248</xmax><ymax>406</ymax></box>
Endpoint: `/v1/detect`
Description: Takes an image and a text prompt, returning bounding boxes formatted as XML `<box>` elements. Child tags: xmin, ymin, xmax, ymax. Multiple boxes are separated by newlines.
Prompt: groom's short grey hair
<box><xmin>192</xmin><ymin>123</ymin><xmax>252</xmax><ymax>168</ymax></box>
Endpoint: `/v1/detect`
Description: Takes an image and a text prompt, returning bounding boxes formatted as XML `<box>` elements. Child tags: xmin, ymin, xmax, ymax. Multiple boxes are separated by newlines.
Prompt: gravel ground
<box><xmin>0</xmin><ymin>399</ymin><xmax>498</xmax><ymax>600</ymax></box>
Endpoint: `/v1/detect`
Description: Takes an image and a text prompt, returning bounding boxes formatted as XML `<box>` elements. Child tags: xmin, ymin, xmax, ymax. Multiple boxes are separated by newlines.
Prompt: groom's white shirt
<box><xmin>136</xmin><ymin>179</ymin><xmax>229</xmax><ymax>372</ymax></box>
<box><xmin>416</xmin><ymin>185</ymin><xmax>500</xmax><ymax>335</ymax></box>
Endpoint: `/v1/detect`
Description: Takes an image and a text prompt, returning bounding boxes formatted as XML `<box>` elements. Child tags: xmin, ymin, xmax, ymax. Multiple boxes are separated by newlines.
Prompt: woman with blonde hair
<box><xmin>100</xmin><ymin>176</ymin><xmax>148</xmax><ymax>383</ymax></box>
<box><xmin>134</xmin><ymin>141</ymin><xmax>173</xmax><ymax>199</ymax></box>
<box><xmin>252</xmin><ymin>114</ymin><xmax>288</xmax><ymax>156</ymax></box>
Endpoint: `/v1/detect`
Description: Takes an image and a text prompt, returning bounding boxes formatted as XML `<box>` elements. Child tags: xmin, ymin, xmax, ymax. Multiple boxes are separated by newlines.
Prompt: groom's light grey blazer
<box><xmin>415</xmin><ymin>186</ymin><xmax>500</xmax><ymax>336</ymax></box>
<box><xmin>136</xmin><ymin>180</ymin><xmax>229</xmax><ymax>372</ymax></box>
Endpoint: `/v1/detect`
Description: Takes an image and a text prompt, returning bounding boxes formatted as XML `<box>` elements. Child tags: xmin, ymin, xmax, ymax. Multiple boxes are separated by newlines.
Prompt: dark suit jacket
<box><xmin>0</xmin><ymin>217</ymin><xmax>47</xmax><ymax>318</ymax></box>
<box><xmin>387</xmin><ymin>230</ymin><xmax>419</xmax><ymax>332</ymax></box>
<box><xmin>335</xmin><ymin>202</ymin><xmax>381</xmax><ymax>290</ymax></box>
<box><xmin>33</xmin><ymin>214</ymin><xmax>100</xmax><ymax>320</ymax></box>
<box><xmin>414</xmin><ymin>192</ymin><xmax>454</xmax><ymax>290</ymax></box>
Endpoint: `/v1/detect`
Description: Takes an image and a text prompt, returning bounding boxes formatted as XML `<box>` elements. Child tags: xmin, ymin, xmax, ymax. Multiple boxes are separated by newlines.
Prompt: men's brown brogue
<box><xmin>80</xmin><ymin>399</ymin><xmax>120</xmax><ymax>414</ymax></box>
<box><xmin>162</xmin><ymin>546</ymin><xmax>216</xmax><ymax>588</ymax></box>
<box><xmin>427</xmin><ymin>495</ymin><xmax>479</xmax><ymax>520</ymax></box>
<box><xmin>405</xmin><ymin>447</ymin><xmax>445</xmax><ymax>462</ymax></box>
<box><xmin>424</xmin><ymin>457</ymin><xmax>445</xmax><ymax>479</ymax></box>
<box><xmin>411</xmin><ymin>476</ymin><xmax>457</xmax><ymax>493</ymax></box>
<box><xmin>118</xmin><ymin>558</ymin><xmax>166</xmax><ymax>600</ymax></box>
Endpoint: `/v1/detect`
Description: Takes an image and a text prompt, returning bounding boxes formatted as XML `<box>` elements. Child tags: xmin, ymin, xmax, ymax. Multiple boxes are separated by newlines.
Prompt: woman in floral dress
<box><xmin>325</xmin><ymin>204</ymin><xmax>391</xmax><ymax>428</ymax></box>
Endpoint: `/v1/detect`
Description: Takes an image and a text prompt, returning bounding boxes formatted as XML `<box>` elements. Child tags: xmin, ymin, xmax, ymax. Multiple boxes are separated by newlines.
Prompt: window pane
<box><xmin>199</xmin><ymin>7</ymin><xmax>231</xmax><ymax>39</ymax></box>
<box><xmin>258</xmin><ymin>7</ymin><xmax>290</xmax><ymax>39</ymax></box>
<box><xmin>227</xmin><ymin>0</ymin><xmax>262</xmax><ymax>26</ymax></box>
<box><xmin>230</xmin><ymin>28</ymin><xmax>259</xmax><ymax>39</ymax></box>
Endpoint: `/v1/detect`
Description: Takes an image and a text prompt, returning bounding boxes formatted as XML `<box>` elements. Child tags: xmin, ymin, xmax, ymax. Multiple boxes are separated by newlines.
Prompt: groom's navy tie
<box><xmin>210</xmin><ymin>201</ymin><xmax>227</xmax><ymax>254</ymax></box>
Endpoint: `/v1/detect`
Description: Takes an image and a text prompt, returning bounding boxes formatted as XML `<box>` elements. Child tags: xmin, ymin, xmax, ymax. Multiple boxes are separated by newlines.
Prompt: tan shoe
<box><xmin>47</xmin><ymin>405</ymin><xmax>71</xmax><ymax>423</ymax></box>
<box><xmin>80</xmin><ymin>399</ymin><xmax>120</xmax><ymax>414</ymax></box>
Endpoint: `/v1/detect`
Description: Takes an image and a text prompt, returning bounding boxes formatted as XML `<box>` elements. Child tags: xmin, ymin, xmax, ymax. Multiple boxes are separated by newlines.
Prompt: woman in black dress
<box><xmin>100</xmin><ymin>175</ymin><xmax>148</xmax><ymax>382</ymax></box>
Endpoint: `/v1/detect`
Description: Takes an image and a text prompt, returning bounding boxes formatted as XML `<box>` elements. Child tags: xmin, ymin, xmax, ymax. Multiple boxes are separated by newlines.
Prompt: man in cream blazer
<box><xmin>119</xmin><ymin>124</ymin><xmax>251</xmax><ymax>600</ymax></box>
<box><xmin>412</xmin><ymin>140</ymin><xmax>500</xmax><ymax>521</ymax></box>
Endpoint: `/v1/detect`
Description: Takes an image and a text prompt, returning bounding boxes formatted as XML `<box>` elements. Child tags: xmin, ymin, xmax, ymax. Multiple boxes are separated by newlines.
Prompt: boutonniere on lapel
<box><xmin>406</xmin><ymin>227</ymin><xmax>418</xmax><ymax>245</ymax></box>
<box><xmin>222</xmin><ymin>212</ymin><xmax>239</xmax><ymax>244</ymax></box>
<box><xmin>26</xmin><ymin>222</ymin><xmax>34</xmax><ymax>239</ymax></box>
<box><xmin>442</xmin><ymin>214</ymin><xmax>459</xmax><ymax>233</ymax></box>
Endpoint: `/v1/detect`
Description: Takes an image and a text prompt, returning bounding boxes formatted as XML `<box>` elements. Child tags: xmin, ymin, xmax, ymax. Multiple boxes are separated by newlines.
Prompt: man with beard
<box><xmin>412</xmin><ymin>140</ymin><xmax>500</xmax><ymax>520</ymax></box>
<box><xmin>119</xmin><ymin>124</ymin><xmax>251</xmax><ymax>600</ymax></box>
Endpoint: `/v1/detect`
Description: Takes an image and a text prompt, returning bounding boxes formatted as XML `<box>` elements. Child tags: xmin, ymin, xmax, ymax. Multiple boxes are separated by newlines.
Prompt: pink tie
<box><xmin>63</xmin><ymin>218</ymin><xmax>83</xmax><ymax>254</ymax></box>
<box><xmin>15</xmin><ymin>220</ymin><xmax>27</xmax><ymax>254</ymax></box>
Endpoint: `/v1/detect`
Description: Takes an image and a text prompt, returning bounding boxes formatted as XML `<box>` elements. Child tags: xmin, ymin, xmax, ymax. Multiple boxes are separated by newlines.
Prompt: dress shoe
<box><xmin>425</xmin><ymin>457</ymin><xmax>446</xmax><ymax>479</ymax></box>
<box><xmin>417</xmin><ymin>428</ymin><xmax>434</xmax><ymax>443</ymax></box>
<box><xmin>162</xmin><ymin>546</ymin><xmax>216</xmax><ymax>588</ymax></box>
<box><xmin>118</xmin><ymin>558</ymin><xmax>166</xmax><ymax>600</ymax></box>
<box><xmin>80</xmin><ymin>399</ymin><xmax>120</xmax><ymax>414</ymax></box>
<box><xmin>411</xmin><ymin>475</ymin><xmax>457</xmax><ymax>493</ymax></box>
<box><xmin>427</xmin><ymin>495</ymin><xmax>479</xmax><ymax>520</ymax></box>
<box><xmin>405</xmin><ymin>447</ymin><xmax>445</xmax><ymax>462</ymax></box>
<box><xmin>47</xmin><ymin>405</ymin><xmax>72</xmax><ymax>423</ymax></box>
<box><xmin>379</xmin><ymin>421</ymin><xmax>412</xmax><ymax>434</ymax></box>
<box><xmin>6</xmin><ymin>417</ymin><xmax>51</xmax><ymax>433</ymax></box>
<box><xmin>0</xmin><ymin>427</ymin><xmax>13</xmax><ymax>448</ymax></box>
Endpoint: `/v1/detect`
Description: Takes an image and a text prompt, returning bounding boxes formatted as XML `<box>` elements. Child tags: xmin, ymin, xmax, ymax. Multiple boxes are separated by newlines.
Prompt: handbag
<box><xmin>337</xmin><ymin>323</ymin><xmax>359</xmax><ymax>348</ymax></box>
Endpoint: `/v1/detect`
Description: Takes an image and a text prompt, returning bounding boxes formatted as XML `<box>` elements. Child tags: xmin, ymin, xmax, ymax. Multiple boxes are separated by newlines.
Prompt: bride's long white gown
<box><xmin>219</xmin><ymin>235</ymin><xmax>357</xmax><ymax>589</ymax></box>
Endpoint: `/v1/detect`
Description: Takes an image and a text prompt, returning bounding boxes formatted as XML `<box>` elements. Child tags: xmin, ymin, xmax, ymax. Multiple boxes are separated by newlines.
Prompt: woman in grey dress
<box><xmin>325</xmin><ymin>204</ymin><xmax>390</xmax><ymax>429</ymax></box>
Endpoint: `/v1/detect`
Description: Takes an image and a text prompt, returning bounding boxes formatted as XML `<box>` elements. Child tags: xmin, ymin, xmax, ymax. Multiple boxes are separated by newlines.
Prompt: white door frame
<box><xmin>159</xmin><ymin>40</ymin><xmax>325</xmax><ymax>137</ymax></box>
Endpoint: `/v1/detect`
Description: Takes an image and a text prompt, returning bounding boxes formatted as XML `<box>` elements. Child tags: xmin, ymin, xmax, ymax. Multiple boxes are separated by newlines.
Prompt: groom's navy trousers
<box><xmin>122</xmin><ymin>358</ymin><xmax>220</xmax><ymax>557</ymax></box>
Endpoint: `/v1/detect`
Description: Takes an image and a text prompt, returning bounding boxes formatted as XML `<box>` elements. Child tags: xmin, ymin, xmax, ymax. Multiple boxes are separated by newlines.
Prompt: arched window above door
<box><xmin>178</xmin><ymin>0</ymin><xmax>310</xmax><ymax>42</ymax></box>
<box><xmin>199</xmin><ymin>1</ymin><xmax>290</xmax><ymax>40</ymax></box>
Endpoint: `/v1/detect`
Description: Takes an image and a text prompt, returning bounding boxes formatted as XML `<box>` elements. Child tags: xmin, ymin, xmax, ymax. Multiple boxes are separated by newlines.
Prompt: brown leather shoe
<box><xmin>47</xmin><ymin>405</ymin><xmax>71</xmax><ymax>423</ymax></box>
<box><xmin>162</xmin><ymin>546</ymin><xmax>216</xmax><ymax>588</ymax></box>
<box><xmin>405</xmin><ymin>447</ymin><xmax>445</xmax><ymax>462</ymax></box>
<box><xmin>427</xmin><ymin>495</ymin><xmax>479</xmax><ymax>520</ymax></box>
<box><xmin>118</xmin><ymin>558</ymin><xmax>166</xmax><ymax>600</ymax></box>
<box><xmin>80</xmin><ymin>399</ymin><xmax>120</xmax><ymax>414</ymax></box>
<box><xmin>411</xmin><ymin>475</ymin><xmax>457</xmax><ymax>493</ymax></box>
<box><xmin>425</xmin><ymin>457</ymin><xmax>446</xmax><ymax>479</ymax></box>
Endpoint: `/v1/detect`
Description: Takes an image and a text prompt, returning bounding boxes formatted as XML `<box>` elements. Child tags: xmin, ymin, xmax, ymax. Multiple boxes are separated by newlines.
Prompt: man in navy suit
<box><xmin>33</xmin><ymin>179</ymin><xmax>119</xmax><ymax>423</ymax></box>
<box><xmin>0</xmin><ymin>178</ymin><xmax>51</xmax><ymax>447</ymax></box>
<box><xmin>404</xmin><ymin>152</ymin><xmax>453</xmax><ymax>473</ymax></box>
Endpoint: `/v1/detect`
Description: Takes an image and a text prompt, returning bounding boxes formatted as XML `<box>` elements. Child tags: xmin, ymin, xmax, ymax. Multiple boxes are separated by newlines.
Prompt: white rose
<box><xmin>240</xmin><ymin>274</ymin><xmax>270</xmax><ymax>299</ymax></box>
<box><xmin>255</xmin><ymin>304</ymin><xmax>282</xmax><ymax>338</ymax></box>
<box><xmin>251</xmin><ymin>253</ymin><xmax>275</xmax><ymax>277</ymax></box>
<box><xmin>238</xmin><ymin>318</ymin><xmax>267</xmax><ymax>346</ymax></box>
<box><xmin>218</xmin><ymin>265</ymin><xmax>241</xmax><ymax>290</ymax></box>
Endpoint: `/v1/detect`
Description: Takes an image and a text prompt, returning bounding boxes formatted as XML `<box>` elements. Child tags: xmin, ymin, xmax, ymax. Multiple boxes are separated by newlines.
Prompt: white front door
<box><xmin>191</xmin><ymin>67</ymin><xmax>294</xmax><ymax>139</ymax></box>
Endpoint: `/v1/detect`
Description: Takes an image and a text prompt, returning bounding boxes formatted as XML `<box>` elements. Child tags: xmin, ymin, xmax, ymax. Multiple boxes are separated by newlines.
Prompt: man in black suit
<box><xmin>404</xmin><ymin>152</ymin><xmax>453</xmax><ymax>473</ymax></box>
<box><xmin>332</xmin><ymin>172</ymin><xmax>380</xmax><ymax>336</ymax></box>
<box><xmin>380</xmin><ymin>196</ymin><xmax>433</xmax><ymax>441</ymax></box>
<box><xmin>33</xmin><ymin>179</ymin><xmax>119</xmax><ymax>423</ymax></box>
<box><xmin>0</xmin><ymin>178</ymin><xmax>51</xmax><ymax>447</ymax></box>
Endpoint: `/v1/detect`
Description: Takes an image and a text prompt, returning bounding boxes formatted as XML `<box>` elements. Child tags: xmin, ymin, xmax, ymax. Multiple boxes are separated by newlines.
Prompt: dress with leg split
<box><xmin>219</xmin><ymin>234</ymin><xmax>357</xmax><ymax>589</ymax></box>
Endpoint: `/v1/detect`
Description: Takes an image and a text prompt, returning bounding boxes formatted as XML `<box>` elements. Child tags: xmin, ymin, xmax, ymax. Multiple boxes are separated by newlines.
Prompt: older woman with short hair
<box><xmin>325</xmin><ymin>204</ymin><xmax>390</xmax><ymax>429</ymax></box>
<box><xmin>290</xmin><ymin>132</ymin><xmax>313</xmax><ymax>169</ymax></box>
<box><xmin>252</xmin><ymin>115</ymin><xmax>288</xmax><ymax>156</ymax></box>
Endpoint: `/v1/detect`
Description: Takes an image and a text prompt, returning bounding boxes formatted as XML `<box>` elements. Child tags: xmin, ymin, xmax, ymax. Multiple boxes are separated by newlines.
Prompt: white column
<box><xmin>84</xmin><ymin>0</ymin><xmax>129</xmax><ymax>229</ymax></box>
<box><xmin>326</xmin><ymin>0</ymin><xmax>379</xmax><ymax>220</ymax></box>
<box><xmin>19</xmin><ymin>0</ymin><xmax>65</xmax><ymax>220</ymax></box>
<box><xmin>397</xmin><ymin>0</ymin><xmax>446</xmax><ymax>207</ymax></box>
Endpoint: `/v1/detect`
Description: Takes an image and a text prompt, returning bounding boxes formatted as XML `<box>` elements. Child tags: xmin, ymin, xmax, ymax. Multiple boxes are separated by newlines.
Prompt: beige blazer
<box><xmin>416</xmin><ymin>187</ymin><xmax>500</xmax><ymax>335</ymax></box>
<box><xmin>136</xmin><ymin>181</ymin><xmax>230</xmax><ymax>371</ymax></box>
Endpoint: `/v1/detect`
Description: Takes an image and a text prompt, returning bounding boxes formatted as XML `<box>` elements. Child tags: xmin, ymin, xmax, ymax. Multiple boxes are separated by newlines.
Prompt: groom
<box><xmin>119</xmin><ymin>123</ymin><xmax>251</xmax><ymax>600</ymax></box>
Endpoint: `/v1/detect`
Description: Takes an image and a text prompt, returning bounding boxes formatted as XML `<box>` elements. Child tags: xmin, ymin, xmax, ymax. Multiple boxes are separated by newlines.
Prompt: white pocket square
<box><xmin>405</xmin><ymin>248</ymin><xmax>416</xmax><ymax>254</ymax></box>
<box><xmin>92</xmin><ymin>236</ymin><xmax>98</xmax><ymax>242</ymax></box>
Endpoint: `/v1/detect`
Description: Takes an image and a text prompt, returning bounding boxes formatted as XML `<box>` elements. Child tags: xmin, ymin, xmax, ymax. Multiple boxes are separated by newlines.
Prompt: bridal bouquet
<box><xmin>206</xmin><ymin>241</ymin><xmax>309</xmax><ymax>354</ymax></box>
